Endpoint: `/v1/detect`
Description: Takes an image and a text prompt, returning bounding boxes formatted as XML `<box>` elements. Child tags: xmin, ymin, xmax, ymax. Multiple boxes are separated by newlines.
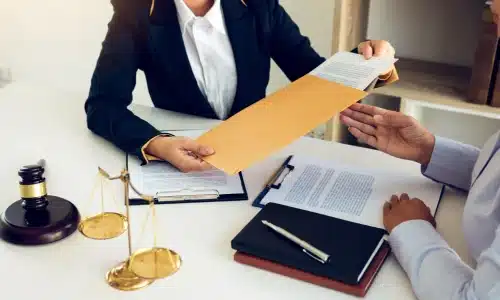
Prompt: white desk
<box><xmin>0</xmin><ymin>82</ymin><xmax>471</xmax><ymax>300</ymax></box>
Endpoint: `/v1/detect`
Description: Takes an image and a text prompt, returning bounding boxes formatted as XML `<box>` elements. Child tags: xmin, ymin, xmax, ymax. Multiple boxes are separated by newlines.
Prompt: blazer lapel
<box><xmin>222</xmin><ymin>0</ymin><xmax>269</xmax><ymax>116</ymax></box>
<box><xmin>148</xmin><ymin>0</ymin><xmax>217</xmax><ymax>117</ymax></box>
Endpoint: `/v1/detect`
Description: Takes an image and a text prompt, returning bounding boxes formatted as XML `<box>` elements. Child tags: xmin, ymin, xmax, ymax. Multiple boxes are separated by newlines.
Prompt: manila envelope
<box><xmin>196</xmin><ymin>74</ymin><xmax>368</xmax><ymax>175</ymax></box>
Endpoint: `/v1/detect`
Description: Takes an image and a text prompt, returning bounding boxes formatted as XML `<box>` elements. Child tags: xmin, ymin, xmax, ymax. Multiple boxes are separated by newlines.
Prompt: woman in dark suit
<box><xmin>85</xmin><ymin>0</ymin><xmax>397</xmax><ymax>172</ymax></box>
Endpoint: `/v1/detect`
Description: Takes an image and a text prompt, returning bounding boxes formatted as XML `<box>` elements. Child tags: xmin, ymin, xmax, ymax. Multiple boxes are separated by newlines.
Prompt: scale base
<box><xmin>106</xmin><ymin>260</ymin><xmax>155</xmax><ymax>291</ymax></box>
<box><xmin>0</xmin><ymin>196</ymin><xmax>80</xmax><ymax>245</ymax></box>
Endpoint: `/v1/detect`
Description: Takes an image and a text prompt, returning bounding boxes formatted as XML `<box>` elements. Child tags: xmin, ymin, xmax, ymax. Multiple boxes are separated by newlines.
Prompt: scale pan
<box><xmin>78</xmin><ymin>212</ymin><xmax>128</xmax><ymax>240</ymax></box>
<box><xmin>129</xmin><ymin>248</ymin><xmax>182</xmax><ymax>279</ymax></box>
<box><xmin>106</xmin><ymin>260</ymin><xmax>155</xmax><ymax>291</ymax></box>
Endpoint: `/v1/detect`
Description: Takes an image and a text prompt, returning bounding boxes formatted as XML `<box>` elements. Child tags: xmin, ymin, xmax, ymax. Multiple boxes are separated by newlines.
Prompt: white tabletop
<box><xmin>0</xmin><ymin>82</ymin><xmax>471</xmax><ymax>300</ymax></box>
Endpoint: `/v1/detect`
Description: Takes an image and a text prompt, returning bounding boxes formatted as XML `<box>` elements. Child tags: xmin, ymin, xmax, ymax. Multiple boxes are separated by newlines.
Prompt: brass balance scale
<box><xmin>78</xmin><ymin>167</ymin><xmax>182</xmax><ymax>291</ymax></box>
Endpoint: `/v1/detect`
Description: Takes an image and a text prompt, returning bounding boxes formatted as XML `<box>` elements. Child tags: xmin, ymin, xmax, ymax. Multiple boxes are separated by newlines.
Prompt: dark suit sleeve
<box><xmin>267</xmin><ymin>0</ymin><xmax>398</xmax><ymax>86</ymax></box>
<box><xmin>267</xmin><ymin>0</ymin><xmax>325</xmax><ymax>81</ymax></box>
<box><xmin>84</xmin><ymin>0</ymin><xmax>160</xmax><ymax>159</ymax></box>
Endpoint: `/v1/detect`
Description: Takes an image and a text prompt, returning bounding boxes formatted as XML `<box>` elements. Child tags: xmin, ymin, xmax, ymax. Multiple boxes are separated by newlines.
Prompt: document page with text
<box><xmin>310</xmin><ymin>51</ymin><xmax>397</xmax><ymax>91</ymax></box>
<box><xmin>260</xmin><ymin>155</ymin><xmax>443</xmax><ymax>230</ymax></box>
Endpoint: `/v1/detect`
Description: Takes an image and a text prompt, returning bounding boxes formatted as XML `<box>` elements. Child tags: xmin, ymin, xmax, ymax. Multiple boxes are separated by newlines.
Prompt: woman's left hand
<box><xmin>383</xmin><ymin>193</ymin><xmax>436</xmax><ymax>233</ymax></box>
<box><xmin>357</xmin><ymin>40</ymin><xmax>396</xmax><ymax>77</ymax></box>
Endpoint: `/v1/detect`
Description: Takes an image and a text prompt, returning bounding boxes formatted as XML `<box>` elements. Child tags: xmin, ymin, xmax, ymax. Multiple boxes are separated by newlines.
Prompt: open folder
<box><xmin>126</xmin><ymin>130</ymin><xmax>248</xmax><ymax>205</ymax></box>
<box><xmin>252</xmin><ymin>155</ymin><xmax>444</xmax><ymax>229</ymax></box>
<box><xmin>197</xmin><ymin>52</ymin><xmax>398</xmax><ymax>175</ymax></box>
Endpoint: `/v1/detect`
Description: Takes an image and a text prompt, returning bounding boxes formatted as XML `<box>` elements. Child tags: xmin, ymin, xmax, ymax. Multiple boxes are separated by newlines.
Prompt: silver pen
<box><xmin>261</xmin><ymin>220</ymin><xmax>330</xmax><ymax>264</ymax></box>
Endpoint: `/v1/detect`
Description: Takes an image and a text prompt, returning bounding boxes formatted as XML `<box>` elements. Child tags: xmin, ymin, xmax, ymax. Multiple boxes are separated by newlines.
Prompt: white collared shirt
<box><xmin>173</xmin><ymin>0</ymin><xmax>237</xmax><ymax>120</ymax></box>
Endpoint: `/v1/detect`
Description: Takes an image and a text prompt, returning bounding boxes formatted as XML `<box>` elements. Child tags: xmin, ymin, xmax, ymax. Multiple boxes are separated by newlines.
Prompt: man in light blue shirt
<box><xmin>340</xmin><ymin>105</ymin><xmax>500</xmax><ymax>299</ymax></box>
<box><xmin>339</xmin><ymin>2</ymin><xmax>500</xmax><ymax>294</ymax></box>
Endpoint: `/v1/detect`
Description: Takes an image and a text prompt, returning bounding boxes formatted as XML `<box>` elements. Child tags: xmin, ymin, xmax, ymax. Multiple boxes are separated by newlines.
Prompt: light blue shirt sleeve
<box><xmin>388</xmin><ymin>220</ymin><xmax>500</xmax><ymax>300</ymax></box>
<box><xmin>386</xmin><ymin>134</ymin><xmax>500</xmax><ymax>299</ymax></box>
<box><xmin>422</xmin><ymin>136</ymin><xmax>481</xmax><ymax>191</ymax></box>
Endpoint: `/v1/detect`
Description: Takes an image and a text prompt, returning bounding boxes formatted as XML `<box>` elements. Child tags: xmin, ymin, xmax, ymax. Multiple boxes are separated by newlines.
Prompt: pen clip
<box><xmin>302</xmin><ymin>249</ymin><xmax>326</xmax><ymax>264</ymax></box>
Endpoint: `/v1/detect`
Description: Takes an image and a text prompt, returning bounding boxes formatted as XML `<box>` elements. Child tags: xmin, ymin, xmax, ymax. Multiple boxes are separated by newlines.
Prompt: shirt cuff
<box><xmin>388</xmin><ymin>220</ymin><xmax>458</xmax><ymax>277</ymax></box>
<box><xmin>140</xmin><ymin>133</ymin><xmax>174</xmax><ymax>163</ymax></box>
<box><xmin>420</xmin><ymin>135</ymin><xmax>479</xmax><ymax>191</ymax></box>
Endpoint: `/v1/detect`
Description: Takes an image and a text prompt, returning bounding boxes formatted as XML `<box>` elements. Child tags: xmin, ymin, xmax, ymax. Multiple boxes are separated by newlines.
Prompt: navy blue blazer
<box><xmin>85</xmin><ymin>0</ymin><xmax>344</xmax><ymax>158</ymax></box>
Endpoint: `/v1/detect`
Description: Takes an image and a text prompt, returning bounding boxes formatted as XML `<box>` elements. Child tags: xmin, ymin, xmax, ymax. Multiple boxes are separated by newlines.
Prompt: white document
<box><xmin>127</xmin><ymin>130</ymin><xmax>245</xmax><ymax>199</ymax></box>
<box><xmin>310</xmin><ymin>51</ymin><xmax>397</xmax><ymax>91</ymax></box>
<box><xmin>260</xmin><ymin>155</ymin><xmax>443</xmax><ymax>230</ymax></box>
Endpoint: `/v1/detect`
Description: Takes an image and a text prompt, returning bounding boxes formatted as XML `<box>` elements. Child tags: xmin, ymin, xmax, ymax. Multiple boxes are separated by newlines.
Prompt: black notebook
<box><xmin>231</xmin><ymin>203</ymin><xmax>386</xmax><ymax>285</ymax></box>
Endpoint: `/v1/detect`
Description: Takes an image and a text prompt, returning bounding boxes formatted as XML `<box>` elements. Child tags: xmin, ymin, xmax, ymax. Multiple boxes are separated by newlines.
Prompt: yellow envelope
<box><xmin>196</xmin><ymin>73</ymin><xmax>368</xmax><ymax>175</ymax></box>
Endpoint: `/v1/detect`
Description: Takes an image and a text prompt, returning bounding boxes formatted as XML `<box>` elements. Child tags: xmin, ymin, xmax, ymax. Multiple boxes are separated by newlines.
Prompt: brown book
<box><xmin>234</xmin><ymin>241</ymin><xmax>391</xmax><ymax>298</ymax></box>
<box><xmin>468</xmin><ymin>8</ymin><xmax>499</xmax><ymax>104</ymax></box>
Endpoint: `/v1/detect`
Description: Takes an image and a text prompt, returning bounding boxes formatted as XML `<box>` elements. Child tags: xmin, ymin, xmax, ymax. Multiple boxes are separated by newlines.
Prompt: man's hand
<box><xmin>340</xmin><ymin>103</ymin><xmax>435</xmax><ymax>165</ymax></box>
<box><xmin>357</xmin><ymin>40</ymin><xmax>396</xmax><ymax>77</ymax></box>
<box><xmin>145</xmin><ymin>136</ymin><xmax>214</xmax><ymax>172</ymax></box>
<box><xmin>383</xmin><ymin>193</ymin><xmax>436</xmax><ymax>233</ymax></box>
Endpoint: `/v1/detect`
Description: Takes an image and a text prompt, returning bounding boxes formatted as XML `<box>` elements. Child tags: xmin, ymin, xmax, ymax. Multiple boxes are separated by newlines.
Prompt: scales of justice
<box><xmin>0</xmin><ymin>161</ymin><xmax>181</xmax><ymax>291</ymax></box>
<box><xmin>78</xmin><ymin>167</ymin><xmax>182</xmax><ymax>291</ymax></box>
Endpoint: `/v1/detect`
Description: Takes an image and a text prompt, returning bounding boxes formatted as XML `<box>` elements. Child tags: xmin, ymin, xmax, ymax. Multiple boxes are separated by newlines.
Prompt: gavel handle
<box><xmin>37</xmin><ymin>159</ymin><xmax>46</xmax><ymax>168</ymax></box>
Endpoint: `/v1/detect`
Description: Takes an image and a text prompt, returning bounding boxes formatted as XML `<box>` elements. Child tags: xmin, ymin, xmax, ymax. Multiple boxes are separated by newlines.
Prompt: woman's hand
<box><xmin>383</xmin><ymin>193</ymin><xmax>436</xmax><ymax>233</ymax></box>
<box><xmin>357</xmin><ymin>40</ymin><xmax>396</xmax><ymax>77</ymax></box>
<box><xmin>340</xmin><ymin>103</ymin><xmax>435</xmax><ymax>165</ymax></box>
<box><xmin>145</xmin><ymin>136</ymin><xmax>214</xmax><ymax>172</ymax></box>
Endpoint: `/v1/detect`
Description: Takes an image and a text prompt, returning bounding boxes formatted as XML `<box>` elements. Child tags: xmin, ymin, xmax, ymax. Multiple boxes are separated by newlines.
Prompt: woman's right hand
<box><xmin>144</xmin><ymin>136</ymin><xmax>215</xmax><ymax>172</ymax></box>
<box><xmin>340</xmin><ymin>103</ymin><xmax>435</xmax><ymax>165</ymax></box>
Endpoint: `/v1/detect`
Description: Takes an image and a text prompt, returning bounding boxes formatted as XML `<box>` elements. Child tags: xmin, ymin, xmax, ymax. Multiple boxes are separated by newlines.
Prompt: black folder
<box><xmin>231</xmin><ymin>202</ymin><xmax>387</xmax><ymax>286</ymax></box>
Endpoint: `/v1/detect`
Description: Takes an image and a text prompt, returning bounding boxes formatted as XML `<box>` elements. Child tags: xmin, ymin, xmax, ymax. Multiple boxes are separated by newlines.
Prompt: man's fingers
<box><xmin>412</xmin><ymin>197</ymin><xmax>425</xmax><ymax>204</ymax></box>
<box><xmin>383</xmin><ymin>201</ymin><xmax>391</xmax><ymax>216</ymax></box>
<box><xmin>348</xmin><ymin>127</ymin><xmax>377</xmax><ymax>148</ymax></box>
<box><xmin>340</xmin><ymin>115</ymin><xmax>376</xmax><ymax>136</ymax></box>
<box><xmin>347</xmin><ymin>103</ymin><xmax>388</xmax><ymax>117</ymax></box>
<box><xmin>374</xmin><ymin>111</ymin><xmax>414</xmax><ymax>128</ymax></box>
<box><xmin>400</xmin><ymin>193</ymin><xmax>410</xmax><ymax>201</ymax></box>
<box><xmin>340</xmin><ymin>107</ymin><xmax>376</xmax><ymax>126</ymax></box>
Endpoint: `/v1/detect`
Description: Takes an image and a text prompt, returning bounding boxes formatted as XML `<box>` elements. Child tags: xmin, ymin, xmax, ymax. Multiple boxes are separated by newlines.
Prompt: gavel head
<box><xmin>0</xmin><ymin>160</ymin><xmax>80</xmax><ymax>245</ymax></box>
<box><xmin>18</xmin><ymin>164</ymin><xmax>48</xmax><ymax>210</ymax></box>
